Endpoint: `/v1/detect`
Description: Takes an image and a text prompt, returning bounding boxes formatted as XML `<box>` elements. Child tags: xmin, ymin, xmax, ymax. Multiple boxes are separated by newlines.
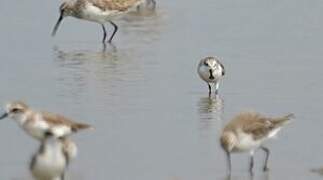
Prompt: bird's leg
<box><xmin>60</xmin><ymin>172</ymin><xmax>65</xmax><ymax>180</ymax></box>
<box><xmin>136</xmin><ymin>3</ymin><xmax>141</xmax><ymax>11</ymax></box>
<box><xmin>149</xmin><ymin>0</ymin><xmax>157</xmax><ymax>10</ymax></box>
<box><xmin>101</xmin><ymin>24</ymin><xmax>107</xmax><ymax>43</ymax></box>
<box><xmin>226</xmin><ymin>151</ymin><xmax>232</xmax><ymax>176</ymax></box>
<box><xmin>261</xmin><ymin>146</ymin><xmax>270</xmax><ymax>171</ymax></box>
<box><xmin>249</xmin><ymin>153</ymin><xmax>254</xmax><ymax>175</ymax></box>
<box><xmin>108</xmin><ymin>21</ymin><xmax>118</xmax><ymax>43</ymax></box>
<box><xmin>214</xmin><ymin>81</ymin><xmax>220</xmax><ymax>95</ymax></box>
<box><xmin>208</xmin><ymin>83</ymin><xmax>212</xmax><ymax>97</ymax></box>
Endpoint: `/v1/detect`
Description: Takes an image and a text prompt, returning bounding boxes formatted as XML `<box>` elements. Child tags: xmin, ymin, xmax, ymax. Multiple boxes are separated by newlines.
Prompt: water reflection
<box><xmin>54</xmin><ymin>44</ymin><xmax>118</xmax><ymax>62</ymax></box>
<box><xmin>121</xmin><ymin>8</ymin><xmax>166</xmax><ymax>44</ymax></box>
<box><xmin>223</xmin><ymin>171</ymin><xmax>270</xmax><ymax>180</ymax></box>
<box><xmin>197</xmin><ymin>95</ymin><xmax>224</xmax><ymax>135</ymax></box>
<box><xmin>52</xmin><ymin>44</ymin><xmax>124</xmax><ymax>102</ymax></box>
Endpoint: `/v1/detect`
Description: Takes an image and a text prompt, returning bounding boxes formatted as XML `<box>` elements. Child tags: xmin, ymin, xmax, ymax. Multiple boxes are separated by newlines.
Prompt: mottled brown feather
<box><xmin>224</xmin><ymin>112</ymin><xmax>293</xmax><ymax>140</ymax></box>
<box><xmin>87</xmin><ymin>0</ymin><xmax>143</xmax><ymax>11</ymax></box>
<box><xmin>41</xmin><ymin>111</ymin><xmax>91</xmax><ymax>131</ymax></box>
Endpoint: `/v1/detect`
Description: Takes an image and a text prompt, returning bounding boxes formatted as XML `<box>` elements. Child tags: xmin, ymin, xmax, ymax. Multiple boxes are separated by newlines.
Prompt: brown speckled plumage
<box><xmin>223</xmin><ymin>112</ymin><xmax>294</xmax><ymax>140</ymax></box>
<box><xmin>220</xmin><ymin>111</ymin><xmax>294</xmax><ymax>174</ymax></box>
<box><xmin>62</xmin><ymin>0</ymin><xmax>144</xmax><ymax>12</ymax></box>
<box><xmin>88</xmin><ymin>0</ymin><xmax>143</xmax><ymax>11</ymax></box>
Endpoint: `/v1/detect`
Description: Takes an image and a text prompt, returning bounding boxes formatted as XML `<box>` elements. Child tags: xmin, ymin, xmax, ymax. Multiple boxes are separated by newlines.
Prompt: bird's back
<box><xmin>224</xmin><ymin>112</ymin><xmax>293</xmax><ymax>140</ymax></box>
<box><xmin>87</xmin><ymin>0</ymin><xmax>144</xmax><ymax>11</ymax></box>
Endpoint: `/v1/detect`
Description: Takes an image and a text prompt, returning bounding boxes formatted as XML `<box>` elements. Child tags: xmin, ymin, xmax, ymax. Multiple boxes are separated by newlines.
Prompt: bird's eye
<box><xmin>204</xmin><ymin>61</ymin><xmax>208</xmax><ymax>66</ymax></box>
<box><xmin>11</xmin><ymin>108</ymin><xmax>20</xmax><ymax>113</ymax></box>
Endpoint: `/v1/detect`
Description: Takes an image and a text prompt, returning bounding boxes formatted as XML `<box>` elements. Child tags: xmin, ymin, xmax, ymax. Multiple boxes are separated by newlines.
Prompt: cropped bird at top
<box><xmin>52</xmin><ymin>0</ymin><xmax>146</xmax><ymax>43</ymax></box>
<box><xmin>197</xmin><ymin>56</ymin><xmax>225</xmax><ymax>96</ymax></box>
<box><xmin>0</xmin><ymin>101</ymin><xmax>92</xmax><ymax>140</ymax></box>
<box><xmin>30</xmin><ymin>131</ymin><xmax>69</xmax><ymax>180</ymax></box>
<box><xmin>220</xmin><ymin>112</ymin><xmax>294</xmax><ymax>175</ymax></box>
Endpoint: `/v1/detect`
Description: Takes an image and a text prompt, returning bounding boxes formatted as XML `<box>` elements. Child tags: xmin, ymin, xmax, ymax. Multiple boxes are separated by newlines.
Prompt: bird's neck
<box><xmin>14</xmin><ymin>110</ymin><xmax>33</xmax><ymax>126</ymax></box>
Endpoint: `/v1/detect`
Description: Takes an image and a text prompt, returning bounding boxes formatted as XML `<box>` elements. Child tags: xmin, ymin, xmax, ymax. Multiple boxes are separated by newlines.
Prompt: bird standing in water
<box><xmin>197</xmin><ymin>56</ymin><xmax>225</xmax><ymax>96</ymax></box>
<box><xmin>52</xmin><ymin>0</ymin><xmax>146</xmax><ymax>43</ymax></box>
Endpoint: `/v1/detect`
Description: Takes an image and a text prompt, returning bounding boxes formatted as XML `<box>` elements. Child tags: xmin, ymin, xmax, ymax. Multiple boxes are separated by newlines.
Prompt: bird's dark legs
<box><xmin>108</xmin><ymin>21</ymin><xmax>118</xmax><ymax>43</ymax></box>
<box><xmin>61</xmin><ymin>172</ymin><xmax>65</xmax><ymax>180</ymax></box>
<box><xmin>226</xmin><ymin>151</ymin><xmax>232</xmax><ymax>175</ymax></box>
<box><xmin>208</xmin><ymin>83</ymin><xmax>212</xmax><ymax>97</ymax></box>
<box><xmin>214</xmin><ymin>82</ymin><xmax>219</xmax><ymax>95</ymax></box>
<box><xmin>249</xmin><ymin>154</ymin><xmax>254</xmax><ymax>175</ymax></box>
<box><xmin>101</xmin><ymin>24</ymin><xmax>107</xmax><ymax>43</ymax></box>
<box><xmin>149</xmin><ymin>0</ymin><xmax>157</xmax><ymax>9</ymax></box>
<box><xmin>261</xmin><ymin>146</ymin><xmax>270</xmax><ymax>171</ymax></box>
<box><xmin>136</xmin><ymin>4</ymin><xmax>141</xmax><ymax>11</ymax></box>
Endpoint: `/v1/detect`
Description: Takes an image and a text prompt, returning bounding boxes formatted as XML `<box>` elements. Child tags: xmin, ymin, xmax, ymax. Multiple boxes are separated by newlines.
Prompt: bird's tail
<box><xmin>71</xmin><ymin>123</ymin><xmax>93</xmax><ymax>132</ymax></box>
<box><xmin>271</xmin><ymin>113</ymin><xmax>295</xmax><ymax>127</ymax></box>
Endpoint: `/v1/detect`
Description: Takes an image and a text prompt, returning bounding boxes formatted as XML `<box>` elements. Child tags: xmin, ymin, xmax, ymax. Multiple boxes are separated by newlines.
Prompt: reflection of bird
<box><xmin>197</xmin><ymin>57</ymin><xmax>225</xmax><ymax>96</ymax></box>
<box><xmin>197</xmin><ymin>96</ymin><xmax>224</xmax><ymax>133</ymax></box>
<box><xmin>0</xmin><ymin>101</ymin><xmax>92</xmax><ymax>140</ymax></box>
<box><xmin>220</xmin><ymin>112</ymin><xmax>294</xmax><ymax>175</ymax></box>
<box><xmin>52</xmin><ymin>0</ymin><xmax>146</xmax><ymax>43</ymax></box>
<box><xmin>223</xmin><ymin>169</ymin><xmax>270</xmax><ymax>180</ymax></box>
<box><xmin>30</xmin><ymin>131</ymin><xmax>69</xmax><ymax>180</ymax></box>
<box><xmin>198</xmin><ymin>95</ymin><xmax>223</xmax><ymax>114</ymax></box>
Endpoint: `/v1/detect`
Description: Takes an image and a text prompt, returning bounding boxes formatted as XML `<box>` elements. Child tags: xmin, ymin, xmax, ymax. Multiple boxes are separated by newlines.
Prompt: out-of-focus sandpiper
<box><xmin>220</xmin><ymin>112</ymin><xmax>294</xmax><ymax>175</ymax></box>
<box><xmin>0</xmin><ymin>101</ymin><xmax>92</xmax><ymax>140</ymax></box>
<box><xmin>197</xmin><ymin>56</ymin><xmax>225</xmax><ymax>96</ymax></box>
<box><xmin>30</xmin><ymin>131</ymin><xmax>69</xmax><ymax>180</ymax></box>
<box><xmin>52</xmin><ymin>0</ymin><xmax>146</xmax><ymax>43</ymax></box>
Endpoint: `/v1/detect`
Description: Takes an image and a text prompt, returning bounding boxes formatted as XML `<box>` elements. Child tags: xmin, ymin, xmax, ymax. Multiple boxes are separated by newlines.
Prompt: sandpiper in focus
<box><xmin>52</xmin><ymin>0</ymin><xmax>146</xmax><ymax>43</ymax></box>
<box><xmin>197</xmin><ymin>56</ymin><xmax>225</xmax><ymax>96</ymax></box>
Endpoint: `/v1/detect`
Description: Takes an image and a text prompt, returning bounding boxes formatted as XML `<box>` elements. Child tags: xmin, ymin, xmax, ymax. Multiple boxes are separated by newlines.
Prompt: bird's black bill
<box><xmin>209</xmin><ymin>69</ymin><xmax>215</xmax><ymax>80</ymax></box>
<box><xmin>52</xmin><ymin>13</ymin><xmax>64</xmax><ymax>37</ymax></box>
<box><xmin>0</xmin><ymin>112</ymin><xmax>8</xmax><ymax>120</ymax></box>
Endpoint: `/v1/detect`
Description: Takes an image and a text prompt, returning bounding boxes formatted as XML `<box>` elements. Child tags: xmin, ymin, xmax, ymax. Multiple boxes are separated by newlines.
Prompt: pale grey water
<box><xmin>0</xmin><ymin>0</ymin><xmax>323</xmax><ymax>180</ymax></box>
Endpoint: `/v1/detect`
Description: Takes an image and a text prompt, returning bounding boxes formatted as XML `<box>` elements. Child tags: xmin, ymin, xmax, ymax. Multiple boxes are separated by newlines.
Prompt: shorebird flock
<box><xmin>1</xmin><ymin>0</ymin><xmax>297</xmax><ymax>179</ymax></box>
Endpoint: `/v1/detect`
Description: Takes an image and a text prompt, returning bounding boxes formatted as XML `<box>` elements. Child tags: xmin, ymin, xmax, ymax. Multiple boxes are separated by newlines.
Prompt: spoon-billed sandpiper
<box><xmin>0</xmin><ymin>101</ymin><xmax>92</xmax><ymax>140</ymax></box>
<box><xmin>220</xmin><ymin>112</ymin><xmax>294</xmax><ymax>175</ymax></box>
<box><xmin>52</xmin><ymin>0</ymin><xmax>146</xmax><ymax>43</ymax></box>
<box><xmin>197</xmin><ymin>56</ymin><xmax>225</xmax><ymax>96</ymax></box>
<box><xmin>30</xmin><ymin>131</ymin><xmax>69</xmax><ymax>180</ymax></box>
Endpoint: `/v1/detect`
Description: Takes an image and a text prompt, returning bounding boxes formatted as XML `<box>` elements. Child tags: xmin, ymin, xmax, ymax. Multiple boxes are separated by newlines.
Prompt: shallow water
<box><xmin>1</xmin><ymin>0</ymin><xmax>323</xmax><ymax>179</ymax></box>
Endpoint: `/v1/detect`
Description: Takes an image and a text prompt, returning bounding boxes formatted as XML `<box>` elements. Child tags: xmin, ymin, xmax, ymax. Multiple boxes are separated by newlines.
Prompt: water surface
<box><xmin>0</xmin><ymin>0</ymin><xmax>323</xmax><ymax>180</ymax></box>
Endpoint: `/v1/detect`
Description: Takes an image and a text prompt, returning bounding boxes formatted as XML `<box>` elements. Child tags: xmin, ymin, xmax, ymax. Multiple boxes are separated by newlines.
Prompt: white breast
<box><xmin>198</xmin><ymin>66</ymin><xmax>223</xmax><ymax>83</ymax></box>
<box><xmin>24</xmin><ymin>114</ymin><xmax>50</xmax><ymax>140</ymax></box>
<box><xmin>233</xmin><ymin>130</ymin><xmax>263</xmax><ymax>152</ymax></box>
